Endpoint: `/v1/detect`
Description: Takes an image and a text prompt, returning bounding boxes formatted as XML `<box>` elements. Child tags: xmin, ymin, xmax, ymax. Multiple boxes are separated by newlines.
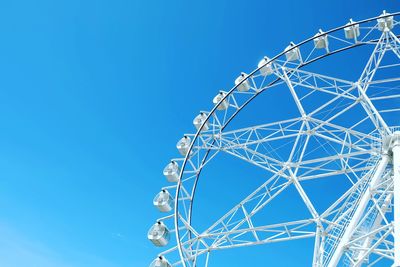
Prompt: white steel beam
<box><xmin>327</xmin><ymin>154</ymin><xmax>389</xmax><ymax>267</ymax></box>
<box><xmin>392</xmin><ymin>133</ymin><xmax>400</xmax><ymax>266</ymax></box>
<box><xmin>357</xmin><ymin>83</ymin><xmax>391</xmax><ymax>135</ymax></box>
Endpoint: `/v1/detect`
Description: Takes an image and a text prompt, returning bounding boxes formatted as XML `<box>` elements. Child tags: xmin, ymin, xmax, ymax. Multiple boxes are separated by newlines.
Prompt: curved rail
<box><xmin>172</xmin><ymin>11</ymin><xmax>400</xmax><ymax>267</ymax></box>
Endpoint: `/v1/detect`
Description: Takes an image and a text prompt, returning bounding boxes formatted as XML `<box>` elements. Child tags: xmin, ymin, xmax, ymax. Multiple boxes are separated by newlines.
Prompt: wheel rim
<box><xmin>149</xmin><ymin>11</ymin><xmax>400</xmax><ymax>267</ymax></box>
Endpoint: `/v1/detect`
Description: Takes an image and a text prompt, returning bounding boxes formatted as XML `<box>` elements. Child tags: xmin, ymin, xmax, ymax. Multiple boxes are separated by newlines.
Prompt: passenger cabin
<box><xmin>313</xmin><ymin>30</ymin><xmax>329</xmax><ymax>49</ymax></box>
<box><xmin>176</xmin><ymin>136</ymin><xmax>191</xmax><ymax>156</ymax></box>
<box><xmin>148</xmin><ymin>222</ymin><xmax>170</xmax><ymax>247</ymax></box>
<box><xmin>377</xmin><ymin>10</ymin><xmax>394</xmax><ymax>31</ymax></box>
<box><xmin>213</xmin><ymin>92</ymin><xmax>229</xmax><ymax>110</ymax></box>
<box><xmin>153</xmin><ymin>190</ymin><xmax>174</xmax><ymax>212</ymax></box>
<box><xmin>163</xmin><ymin>161</ymin><xmax>180</xmax><ymax>183</ymax></box>
<box><xmin>193</xmin><ymin>112</ymin><xmax>209</xmax><ymax>131</ymax></box>
<box><xmin>284</xmin><ymin>43</ymin><xmax>300</xmax><ymax>61</ymax></box>
<box><xmin>234</xmin><ymin>73</ymin><xmax>251</xmax><ymax>92</ymax></box>
<box><xmin>257</xmin><ymin>57</ymin><xmax>273</xmax><ymax>76</ymax></box>
<box><xmin>344</xmin><ymin>19</ymin><xmax>360</xmax><ymax>39</ymax></box>
<box><xmin>149</xmin><ymin>256</ymin><xmax>172</xmax><ymax>267</ymax></box>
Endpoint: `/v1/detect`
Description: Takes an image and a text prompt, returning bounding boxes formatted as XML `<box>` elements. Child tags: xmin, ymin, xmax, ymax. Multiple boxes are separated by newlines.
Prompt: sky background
<box><xmin>0</xmin><ymin>1</ymin><xmax>398</xmax><ymax>266</ymax></box>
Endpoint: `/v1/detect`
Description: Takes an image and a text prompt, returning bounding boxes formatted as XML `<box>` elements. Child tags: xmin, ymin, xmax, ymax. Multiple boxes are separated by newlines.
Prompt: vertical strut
<box><xmin>392</xmin><ymin>133</ymin><xmax>400</xmax><ymax>266</ymax></box>
<box><xmin>327</xmin><ymin>154</ymin><xmax>389</xmax><ymax>267</ymax></box>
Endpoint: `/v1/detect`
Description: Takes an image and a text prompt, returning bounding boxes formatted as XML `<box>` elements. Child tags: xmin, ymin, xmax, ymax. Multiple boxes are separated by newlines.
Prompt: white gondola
<box><xmin>163</xmin><ymin>161</ymin><xmax>180</xmax><ymax>182</ymax></box>
<box><xmin>153</xmin><ymin>190</ymin><xmax>174</xmax><ymax>212</ymax></box>
<box><xmin>150</xmin><ymin>256</ymin><xmax>172</xmax><ymax>267</ymax></box>
<box><xmin>344</xmin><ymin>19</ymin><xmax>360</xmax><ymax>39</ymax></box>
<box><xmin>313</xmin><ymin>30</ymin><xmax>329</xmax><ymax>49</ymax></box>
<box><xmin>213</xmin><ymin>91</ymin><xmax>229</xmax><ymax>110</ymax></box>
<box><xmin>193</xmin><ymin>112</ymin><xmax>209</xmax><ymax>131</ymax></box>
<box><xmin>176</xmin><ymin>136</ymin><xmax>191</xmax><ymax>156</ymax></box>
<box><xmin>284</xmin><ymin>42</ymin><xmax>300</xmax><ymax>61</ymax></box>
<box><xmin>234</xmin><ymin>73</ymin><xmax>251</xmax><ymax>92</ymax></box>
<box><xmin>257</xmin><ymin>57</ymin><xmax>273</xmax><ymax>76</ymax></box>
<box><xmin>148</xmin><ymin>222</ymin><xmax>170</xmax><ymax>247</ymax></box>
<box><xmin>377</xmin><ymin>10</ymin><xmax>394</xmax><ymax>31</ymax></box>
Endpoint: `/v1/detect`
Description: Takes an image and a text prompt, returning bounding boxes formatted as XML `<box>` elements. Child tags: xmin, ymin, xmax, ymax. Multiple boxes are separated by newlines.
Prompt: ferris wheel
<box><xmin>148</xmin><ymin>11</ymin><xmax>400</xmax><ymax>267</ymax></box>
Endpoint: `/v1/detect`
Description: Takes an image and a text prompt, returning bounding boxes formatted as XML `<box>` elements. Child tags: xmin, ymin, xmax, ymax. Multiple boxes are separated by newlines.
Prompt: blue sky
<box><xmin>0</xmin><ymin>1</ymin><xmax>398</xmax><ymax>266</ymax></box>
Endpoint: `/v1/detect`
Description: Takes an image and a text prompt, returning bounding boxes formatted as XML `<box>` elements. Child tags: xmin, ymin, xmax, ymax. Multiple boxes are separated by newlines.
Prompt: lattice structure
<box><xmin>148</xmin><ymin>11</ymin><xmax>400</xmax><ymax>267</ymax></box>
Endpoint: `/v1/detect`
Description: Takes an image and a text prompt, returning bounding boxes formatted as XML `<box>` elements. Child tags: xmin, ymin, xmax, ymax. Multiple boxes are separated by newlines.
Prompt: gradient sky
<box><xmin>0</xmin><ymin>1</ymin><xmax>398</xmax><ymax>267</ymax></box>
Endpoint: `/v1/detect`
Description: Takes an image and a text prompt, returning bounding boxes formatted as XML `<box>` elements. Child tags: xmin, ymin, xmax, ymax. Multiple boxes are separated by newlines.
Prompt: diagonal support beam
<box><xmin>388</xmin><ymin>31</ymin><xmax>400</xmax><ymax>59</ymax></box>
<box><xmin>327</xmin><ymin>154</ymin><xmax>389</xmax><ymax>267</ymax></box>
<box><xmin>357</xmin><ymin>83</ymin><xmax>391</xmax><ymax>135</ymax></box>
<box><xmin>392</xmin><ymin>134</ymin><xmax>400</xmax><ymax>266</ymax></box>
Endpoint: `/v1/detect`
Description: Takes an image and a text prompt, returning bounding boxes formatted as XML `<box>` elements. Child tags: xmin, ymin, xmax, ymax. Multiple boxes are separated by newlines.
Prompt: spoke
<box><xmin>166</xmin><ymin>168</ymin><xmax>305</xmax><ymax>264</ymax></box>
<box><xmin>358</xmin><ymin>33</ymin><xmax>388</xmax><ymax>92</ymax></box>
<box><xmin>356</xmin><ymin>32</ymin><xmax>393</xmax><ymax>135</ymax></box>
<box><xmin>191</xmin><ymin>118</ymin><xmax>304</xmax><ymax>174</ymax></box>
<box><xmin>207</xmin><ymin>219</ymin><xmax>316</xmax><ymax>250</ymax></box>
<box><xmin>275</xmin><ymin>65</ymin><xmax>356</xmax><ymax>101</ymax></box>
<box><xmin>202</xmin><ymin>169</ymin><xmax>292</xmax><ymax>240</ymax></box>
<box><xmin>281</xmin><ymin>67</ymin><xmax>309</xmax><ymax>119</ymax></box>
<box><xmin>358</xmin><ymin>84</ymin><xmax>391</xmax><ymax>135</ymax></box>
<box><xmin>286</xmin><ymin>120</ymin><xmax>319</xmax><ymax>220</ymax></box>
<box><xmin>169</xmin><ymin>218</ymin><xmax>316</xmax><ymax>265</ymax></box>
<box><xmin>194</xmin><ymin>117</ymin><xmax>377</xmax><ymax>185</ymax></box>
<box><xmin>272</xmin><ymin>63</ymin><xmax>358</xmax><ymax>124</ymax></box>
<box><xmin>388</xmin><ymin>31</ymin><xmax>400</xmax><ymax>59</ymax></box>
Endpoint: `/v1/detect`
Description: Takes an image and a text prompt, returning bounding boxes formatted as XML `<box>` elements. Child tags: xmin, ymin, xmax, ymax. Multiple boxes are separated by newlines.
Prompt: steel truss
<box><xmin>149</xmin><ymin>11</ymin><xmax>400</xmax><ymax>267</ymax></box>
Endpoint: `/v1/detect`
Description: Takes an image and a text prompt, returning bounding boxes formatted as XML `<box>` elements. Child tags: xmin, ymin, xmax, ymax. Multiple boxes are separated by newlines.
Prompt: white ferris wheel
<box><xmin>148</xmin><ymin>11</ymin><xmax>400</xmax><ymax>267</ymax></box>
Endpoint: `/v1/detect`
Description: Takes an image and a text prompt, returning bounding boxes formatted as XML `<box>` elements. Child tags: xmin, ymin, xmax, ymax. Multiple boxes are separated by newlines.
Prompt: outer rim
<box><xmin>173</xmin><ymin>11</ymin><xmax>400</xmax><ymax>266</ymax></box>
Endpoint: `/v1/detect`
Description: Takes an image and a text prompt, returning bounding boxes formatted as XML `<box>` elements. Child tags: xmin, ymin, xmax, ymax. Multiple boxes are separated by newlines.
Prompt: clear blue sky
<box><xmin>0</xmin><ymin>1</ymin><xmax>398</xmax><ymax>266</ymax></box>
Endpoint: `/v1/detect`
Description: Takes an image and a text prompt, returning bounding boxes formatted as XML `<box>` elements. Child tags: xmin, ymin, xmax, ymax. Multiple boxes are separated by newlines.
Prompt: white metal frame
<box><xmin>149</xmin><ymin>11</ymin><xmax>400</xmax><ymax>267</ymax></box>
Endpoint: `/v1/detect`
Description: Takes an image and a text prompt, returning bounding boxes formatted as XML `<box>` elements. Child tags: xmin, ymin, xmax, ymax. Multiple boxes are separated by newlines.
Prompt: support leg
<box><xmin>392</xmin><ymin>134</ymin><xmax>400</xmax><ymax>266</ymax></box>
